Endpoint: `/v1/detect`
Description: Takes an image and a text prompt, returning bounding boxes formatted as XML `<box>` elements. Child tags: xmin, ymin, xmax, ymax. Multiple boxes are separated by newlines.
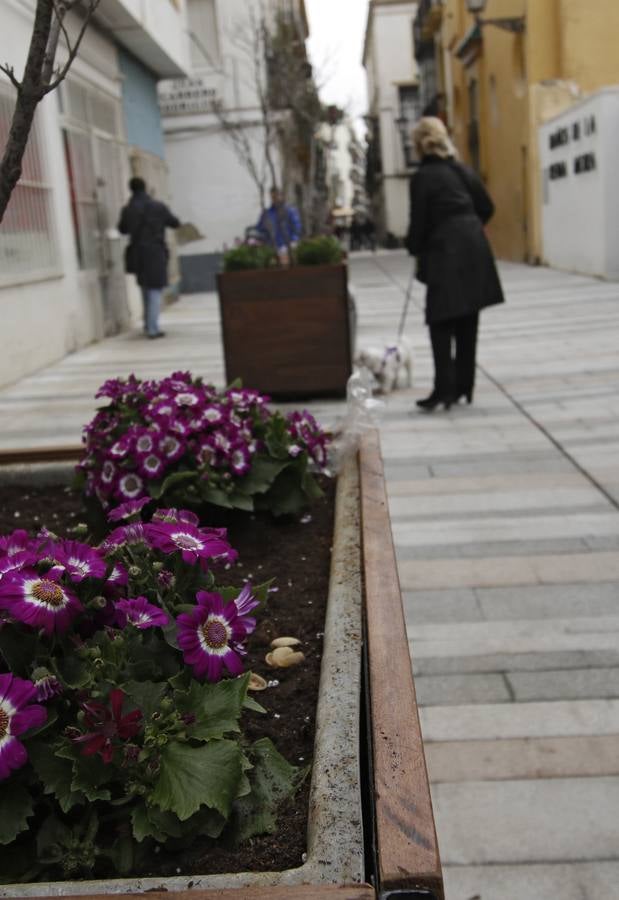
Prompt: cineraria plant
<box><xmin>0</xmin><ymin>503</ymin><xmax>302</xmax><ymax>883</ymax></box>
<box><xmin>77</xmin><ymin>373</ymin><xmax>330</xmax><ymax>518</ymax></box>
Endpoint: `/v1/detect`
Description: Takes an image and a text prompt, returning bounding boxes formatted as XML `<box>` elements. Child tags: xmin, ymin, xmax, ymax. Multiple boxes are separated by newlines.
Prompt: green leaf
<box><xmin>229</xmin><ymin>738</ymin><xmax>304</xmax><ymax>843</ymax></box>
<box><xmin>123</xmin><ymin>680</ymin><xmax>167</xmax><ymax>721</ymax></box>
<box><xmin>131</xmin><ymin>803</ymin><xmax>181</xmax><ymax>843</ymax></box>
<box><xmin>237</xmin><ymin>456</ymin><xmax>290</xmax><ymax>495</ymax></box>
<box><xmin>151</xmin><ymin>469</ymin><xmax>198</xmax><ymax>501</ymax></box>
<box><xmin>200</xmin><ymin>485</ymin><xmax>234</xmax><ymax>508</ymax></box>
<box><xmin>243</xmin><ymin>694</ymin><xmax>267</xmax><ymax>714</ymax></box>
<box><xmin>151</xmin><ymin>739</ymin><xmax>244</xmax><ymax>821</ymax></box>
<box><xmin>0</xmin><ymin>626</ymin><xmax>39</xmax><ymax>675</ymax></box>
<box><xmin>227</xmin><ymin>491</ymin><xmax>254</xmax><ymax>512</ymax></box>
<box><xmin>29</xmin><ymin>741</ymin><xmax>85</xmax><ymax>813</ymax></box>
<box><xmin>175</xmin><ymin>673</ymin><xmax>250</xmax><ymax>741</ymax></box>
<box><xmin>36</xmin><ymin>813</ymin><xmax>71</xmax><ymax>863</ymax></box>
<box><xmin>0</xmin><ymin>781</ymin><xmax>33</xmax><ymax>845</ymax></box>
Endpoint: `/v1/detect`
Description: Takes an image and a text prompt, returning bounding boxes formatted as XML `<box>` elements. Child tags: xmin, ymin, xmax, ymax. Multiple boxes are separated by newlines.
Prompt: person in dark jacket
<box><xmin>118</xmin><ymin>177</ymin><xmax>180</xmax><ymax>339</ymax></box>
<box><xmin>406</xmin><ymin>117</ymin><xmax>504</xmax><ymax>410</ymax></box>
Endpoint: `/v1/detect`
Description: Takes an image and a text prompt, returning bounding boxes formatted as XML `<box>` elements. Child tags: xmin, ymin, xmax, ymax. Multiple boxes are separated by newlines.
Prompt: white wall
<box><xmin>161</xmin><ymin>0</ymin><xmax>296</xmax><ymax>256</ymax></box>
<box><xmin>539</xmin><ymin>88</ymin><xmax>619</xmax><ymax>280</ymax></box>
<box><xmin>0</xmin><ymin>2</ymin><xmax>141</xmax><ymax>388</ymax></box>
<box><xmin>363</xmin><ymin>1</ymin><xmax>418</xmax><ymax>238</ymax></box>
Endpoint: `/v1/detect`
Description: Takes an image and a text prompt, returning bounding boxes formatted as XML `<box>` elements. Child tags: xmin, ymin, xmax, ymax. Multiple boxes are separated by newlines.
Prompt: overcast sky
<box><xmin>305</xmin><ymin>0</ymin><xmax>370</xmax><ymax>128</ymax></box>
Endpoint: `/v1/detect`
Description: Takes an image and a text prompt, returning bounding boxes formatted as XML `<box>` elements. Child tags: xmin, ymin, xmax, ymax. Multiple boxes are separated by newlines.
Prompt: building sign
<box><xmin>546</xmin><ymin>113</ymin><xmax>598</xmax><ymax>183</ymax></box>
<box><xmin>158</xmin><ymin>77</ymin><xmax>218</xmax><ymax>116</ymax></box>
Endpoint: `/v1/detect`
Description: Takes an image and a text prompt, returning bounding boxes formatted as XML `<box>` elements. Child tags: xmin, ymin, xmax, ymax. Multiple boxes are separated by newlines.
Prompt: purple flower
<box><xmin>0</xmin><ymin>569</ymin><xmax>82</xmax><ymax>635</ymax></box>
<box><xmin>230</xmin><ymin>445</ymin><xmax>251</xmax><ymax>476</ymax></box>
<box><xmin>108</xmin><ymin>497</ymin><xmax>150</xmax><ymax>523</ymax></box>
<box><xmin>146</xmin><ymin>521</ymin><xmax>235</xmax><ymax>567</ymax></box>
<box><xmin>232</xmin><ymin>583</ymin><xmax>259</xmax><ymax>635</ymax></box>
<box><xmin>202</xmin><ymin>406</ymin><xmax>224</xmax><ymax>426</ymax></box>
<box><xmin>176</xmin><ymin>590</ymin><xmax>257</xmax><ymax>681</ymax></box>
<box><xmin>151</xmin><ymin>507</ymin><xmax>200</xmax><ymax>527</ymax></box>
<box><xmin>34</xmin><ymin>674</ymin><xmax>63</xmax><ymax>702</ymax></box>
<box><xmin>0</xmin><ymin>673</ymin><xmax>47</xmax><ymax>780</ymax></box>
<box><xmin>116</xmin><ymin>596</ymin><xmax>170</xmax><ymax>630</ymax></box>
<box><xmin>138</xmin><ymin>452</ymin><xmax>165</xmax><ymax>479</ymax></box>
<box><xmin>117</xmin><ymin>473</ymin><xmax>145</xmax><ymax>501</ymax></box>
<box><xmin>101</xmin><ymin>523</ymin><xmax>151</xmax><ymax>551</ymax></box>
<box><xmin>158</xmin><ymin>434</ymin><xmax>185</xmax><ymax>462</ymax></box>
<box><xmin>0</xmin><ymin>550</ymin><xmax>36</xmax><ymax>580</ymax></box>
<box><xmin>48</xmin><ymin>540</ymin><xmax>107</xmax><ymax>583</ymax></box>
<box><xmin>0</xmin><ymin>530</ymin><xmax>31</xmax><ymax>558</ymax></box>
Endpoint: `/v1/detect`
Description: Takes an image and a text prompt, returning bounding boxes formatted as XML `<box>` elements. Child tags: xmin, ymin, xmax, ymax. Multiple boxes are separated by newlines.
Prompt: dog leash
<box><xmin>396</xmin><ymin>264</ymin><xmax>416</xmax><ymax>340</ymax></box>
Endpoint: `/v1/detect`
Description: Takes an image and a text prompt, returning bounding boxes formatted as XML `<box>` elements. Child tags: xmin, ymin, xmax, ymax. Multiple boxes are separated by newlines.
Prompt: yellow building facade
<box><xmin>418</xmin><ymin>0</ymin><xmax>619</xmax><ymax>261</ymax></box>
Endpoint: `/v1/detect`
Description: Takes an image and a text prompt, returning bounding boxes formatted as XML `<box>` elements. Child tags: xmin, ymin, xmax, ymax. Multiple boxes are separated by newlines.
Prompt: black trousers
<box><xmin>428</xmin><ymin>312</ymin><xmax>479</xmax><ymax>398</ymax></box>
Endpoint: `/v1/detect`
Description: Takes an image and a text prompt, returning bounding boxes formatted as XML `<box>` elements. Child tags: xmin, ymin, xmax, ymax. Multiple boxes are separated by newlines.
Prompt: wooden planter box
<box><xmin>217</xmin><ymin>264</ymin><xmax>353</xmax><ymax>399</ymax></box>
<box><xmin>0</xmin><ymin>434</ymin><xmax>443</xmax><ymax>900</ymax></box>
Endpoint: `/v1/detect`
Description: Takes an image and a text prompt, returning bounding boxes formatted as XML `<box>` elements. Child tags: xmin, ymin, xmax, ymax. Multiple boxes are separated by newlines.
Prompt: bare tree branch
<box><xmin>0</xmin><ymin>0</ymin><xmax>100</xmax><ymax>221</ymax></box>
<box><xmin>45</xmin><ymin>0</ymin><xmax>102</xmax><ymax>93</ymax></box>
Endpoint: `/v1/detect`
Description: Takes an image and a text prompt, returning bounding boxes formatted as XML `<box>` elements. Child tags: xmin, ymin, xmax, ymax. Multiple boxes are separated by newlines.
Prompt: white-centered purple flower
<box><xmin>135</xmin><ymin>433</ymin><xmax>155</xmax><ymax>454</ymax></box>
<box><xmin>174</xmin><ymin>392</ymin><xmax>199</xmax><ymax>407</ymax></box>
<box><xmin>115</xmin><ymin>596</ymin><xmax>169</xmax><ymax>630</ymax></box>
<box><xmin>230</xmin><ymin>445</ymin><xmax>251</xmax><ymax>476</ymax></box>
<box><xmin>0</xmin><ymin>568</ymin><xmax>82</xmax><ymax>635</ymax></box>
<box><xmin>48</xmin><ymin>540</ymin><xmax>107</xmax><ymax>583</ymax></box>
<box><xmin>159</xmin><ymin>435</ymin><xmax>184</xmax><ymax>462</ymax></box>
<box><xmin>0</xmin><ymin>673</ymin><xmax>47</xmax><ymax>781</ymax></box>
<box><xmin>138</xmin><ymin>452</ymin><xmax>165</xmax><ymax>479</ymax></box>
<box><xmin>176</xmin><ymin>590</ymin><xmax>257</xmax><ymax>681</ymax></box>
<box><xmin>108</xmin><ymin>497</ymin><xmax>150</xmax><ymax>523</ymax></box>
<box><xmin>202</xmin><ymin>406</ymin><xmax>223</xmax><ymax>425</ymax></box>
<box><xmin>0</xmin><ymin>530</ymin><xmax>30</xmax><ymax>558</ymax></box>
<box><xmin>101</xmin><ymin>523</ymin><xmax>151</xmax><ymax>552</ymax></box>
<box><xmin>146</xmin><ymin>522</ymin><xmax>235</xmax><ymax>567</ymax></box>
<box><xmin>117</xmin><ymin>473</ymin><xmax>145</xmax><ymax>501</ymax></box>
<box><xmin>101</xmin><ymin>460</ymin><xmax>116</xmax><ymax>485</ymax></box>
<box><xmin>0</xmin><ymin>550</ymin><xmax>35</xmax><ymax>581</ymax></box>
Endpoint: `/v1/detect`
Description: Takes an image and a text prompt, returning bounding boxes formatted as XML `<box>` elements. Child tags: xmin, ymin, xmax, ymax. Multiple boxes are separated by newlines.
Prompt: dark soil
<box><xmin>0</xmin><ymin>478</ymin><xmax>335</xmax><ymax>879</ymax></box>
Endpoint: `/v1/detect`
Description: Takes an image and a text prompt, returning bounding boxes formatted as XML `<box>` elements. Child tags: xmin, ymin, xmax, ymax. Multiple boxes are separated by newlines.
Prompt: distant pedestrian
<box><xmin>256</xmin><ymin>187</ymin><xmax>302</xmax><ymax>264</ymax></box>
<box><xmin>118</xmin><ymin>177</ymin><xmax>180</xmax><ymax>339</ymax></box>
<box><xmin>362</xmin><ymin>216</ymin><xmax>376</xmax><ymax>252</ymax></box>
<box><xmin>406</xmin><ymin>117</ymin><xmax>504</xmax><ymax>411</ymax></box>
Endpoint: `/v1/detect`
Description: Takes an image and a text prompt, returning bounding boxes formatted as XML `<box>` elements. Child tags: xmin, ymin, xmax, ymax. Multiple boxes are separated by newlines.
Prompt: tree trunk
<box><xmin>0</xmin><ymin>0</ymin><xmax>54</xmax><ymax>222</ymax></box>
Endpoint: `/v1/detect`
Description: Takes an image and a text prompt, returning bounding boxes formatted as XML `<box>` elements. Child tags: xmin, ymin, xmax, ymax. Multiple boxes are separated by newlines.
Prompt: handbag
<box><xmin>124</xmin><ymin>205</ymin><xmax>148</xmax><ymax>274</ymax></box>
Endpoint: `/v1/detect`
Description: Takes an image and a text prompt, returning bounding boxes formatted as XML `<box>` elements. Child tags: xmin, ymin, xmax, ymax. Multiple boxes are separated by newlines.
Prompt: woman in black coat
<box><xmin>406</xmin><ymin>117</ymin><xmax>504</xmax><ymax>410</ymax></box>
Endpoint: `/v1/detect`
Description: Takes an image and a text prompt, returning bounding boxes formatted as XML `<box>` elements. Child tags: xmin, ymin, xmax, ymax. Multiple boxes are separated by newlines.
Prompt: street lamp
<box><xmin>466</xmin><ymin>0</ymin><xmax>525</xmax><ymax>33</ymax></box>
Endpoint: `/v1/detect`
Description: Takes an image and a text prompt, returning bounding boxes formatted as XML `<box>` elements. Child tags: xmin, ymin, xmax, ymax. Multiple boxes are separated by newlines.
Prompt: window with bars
<box><xmin>0</xmin><ymin>87</ymin><xmax>60</xmax><ymax>283</ymax></box>
<box><xmin>398</xmin><ymin>84</ymin><xmax>421</xmax><ymax>169</ymax></box>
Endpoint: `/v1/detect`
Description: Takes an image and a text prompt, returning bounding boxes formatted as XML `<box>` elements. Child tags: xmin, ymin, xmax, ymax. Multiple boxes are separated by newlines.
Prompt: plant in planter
<box><xmin>217</xmin><ymin>240</ymin><xmax>352</xmax><ymax>399</ymax></box>
<box><xmin>0</xmin><ymin>501</ymin><xmax>304</xmax><ymax>884</ymax></box>
<box><xmin>293</xmin><ymin>235</ymin><xmax>344</xmax><ymax>267</ymax></box>
<box><xmin>222</xmin><ymin>243</ymin><xmax>277</xmax><ymax>272</ymax></box>
<box><xmin>77</xmin><ymin>372</ymin><xmax>330</xmax><ymax>517</ymax></box>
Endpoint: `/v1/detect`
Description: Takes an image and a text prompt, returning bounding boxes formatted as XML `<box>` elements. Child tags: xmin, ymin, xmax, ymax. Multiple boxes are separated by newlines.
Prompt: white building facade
<box><xmin>0</xmin><ymin>0</ymin><xmax>189</xmax><ymax>388</ymax></box>
<box><xmin>159</xmin><ymin>0</ymin><xmax>309</xmax><ymax>292</ymax></box>
<box><xmin>539</xmin><ymin>88</ymin><xmax>619</xmax><ymax>280</ymax></box>
<box><xmin>363</xmin><ymin>0</ymin><xmax>420</xmax><ymax>243</ymax></box>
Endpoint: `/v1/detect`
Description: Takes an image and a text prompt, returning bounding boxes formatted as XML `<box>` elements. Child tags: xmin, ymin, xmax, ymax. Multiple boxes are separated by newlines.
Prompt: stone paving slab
<box><xmin>415</xmin><ymin>673</ymin><xmax>511</xmax><ymax>706</ymax></box>
<box><xmin>414</xmin><ymin>648</ymin><xmax>619</xmax><ymax>676</ymax></box>
<box><xmin>431</xmin><ymin>776</ymin><xmax>619</xmax><ymax>865</ymax></box>
<box><xmin>474</xmin><ymin>582</ymin><xmax>619</xmax><ymax>621</ymax></box>
<box><xmin>425</xmin><ymin>734</ymin><xmax>619</xmax><ymax>783</ymax></box>
<box><xmin>507</xmin><ymin>667</ymin><xmax>619</xmax><ymax>702</ymax></box>
<box><xmin>419</xmin><ymin>699</ymin><xmax>619</xmax><ymax>742</ymax></box>
<box><xmin>442</xmin><ymin>861</ymin><xmax>619</xmax><ymax>900</ymax></box>
<box><xmin>399</xmin><ymin>551</ymin><xmax>619</xmax><ymax>590</ymax></box>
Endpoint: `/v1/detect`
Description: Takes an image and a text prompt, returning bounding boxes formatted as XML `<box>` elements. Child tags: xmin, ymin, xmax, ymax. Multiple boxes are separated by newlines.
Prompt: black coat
<box><xmin>406</xmin><ymin>156</ymin><xmax>505</xmax><ymax>324</ymax></box>
<box><xmin>118</xmin><ymin>191</ymin><xmax>180</xmax><ymax>289</ymax></box>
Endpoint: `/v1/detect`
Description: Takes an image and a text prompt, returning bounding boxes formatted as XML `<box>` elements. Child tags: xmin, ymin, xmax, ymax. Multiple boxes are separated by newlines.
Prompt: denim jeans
<box><xmin>141</xmin><ymin>287</ymin><xmax>162</xmax><ymax>336</ymax></box>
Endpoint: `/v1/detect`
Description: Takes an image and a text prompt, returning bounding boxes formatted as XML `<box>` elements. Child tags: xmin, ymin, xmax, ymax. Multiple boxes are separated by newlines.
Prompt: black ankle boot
<box><xmin>416</xmin><ymin>391</ymin><xmax>453</xmax><ymax>411</ymax></box>
<box><xmin>454</xmin><ymin>390</ymin><xmax>473</xmax><ymax>405</ymax></box>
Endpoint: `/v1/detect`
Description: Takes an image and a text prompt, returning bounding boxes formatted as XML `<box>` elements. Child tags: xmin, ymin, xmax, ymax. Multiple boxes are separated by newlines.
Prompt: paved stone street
<box><xmin>1</xmin><ymin>251</ymin><xmax>618</xmax><ymax>899</ymax></box>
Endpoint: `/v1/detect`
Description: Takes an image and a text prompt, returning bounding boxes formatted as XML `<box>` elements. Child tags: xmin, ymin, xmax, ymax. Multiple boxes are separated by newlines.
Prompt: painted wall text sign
<box><xmin>549</xmin><ymin>115</ymin><xmax>597</xmax><ymax>150</ymax></box>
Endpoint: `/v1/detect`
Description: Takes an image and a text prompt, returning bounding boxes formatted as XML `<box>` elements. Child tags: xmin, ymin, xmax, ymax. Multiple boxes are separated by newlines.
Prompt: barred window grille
<box><xmin>0</xmin><ymin>87</ymin><xmax>60</xmax><ymax>283</ymax></box>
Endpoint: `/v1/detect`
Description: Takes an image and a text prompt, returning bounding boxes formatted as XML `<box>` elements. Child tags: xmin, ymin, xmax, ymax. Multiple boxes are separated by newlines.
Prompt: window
<box><xmin>187</xmin><ymin>0</ymin><xmax>220</xmax><ymax>69</ymax></box>
<box><xmin>0</xmin><ymin>86</ymin><xmax>60</xmax><ymax>283</ymax></box>
<box><xmin>398</xmin><ymin>84</ymin><xmax>420</xmax><ymax>169</ymax></box>
<box><xmin>59</xmin><ymin>78</ymin><xmax>124</xmax><ymax>272</ymax></box>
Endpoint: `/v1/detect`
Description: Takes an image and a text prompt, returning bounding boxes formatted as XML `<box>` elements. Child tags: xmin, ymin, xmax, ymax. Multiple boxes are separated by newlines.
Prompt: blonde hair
<box><xmin>412</xmin><ymin>116</ymin><xmax>455</xmax><ymax>160</ymax></box>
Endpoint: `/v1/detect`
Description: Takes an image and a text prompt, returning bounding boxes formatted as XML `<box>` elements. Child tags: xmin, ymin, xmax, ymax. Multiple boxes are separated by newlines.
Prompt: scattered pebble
<box><xmin>268</xmin><ymin>586</ymin><xmax>279</xmax><ymax>593</ymax></box>
<box><xmin>298</xmin><ymin>756</ymin><xmax>305</xmax><ymax>762</ymax></box>
<box><xmin>13</xmin><ymin>511</ymin><xmax>20</xmax><ymax>518</ymax></box>
<box><xmin>301</xmin><ymin>852</ymin><xmax>307</xmax><ymax>863</ymax></box>
<box><xmin>287</xmin><ymin>580</ymin><xmax>293</xmax><ymax>587</ymax></box>
<box><xmin>225</xmin><ymin>563</ymin><xmax>231</xmax><ymax>570</ymax></box>
<box><xmin>273</xmin><ymin>713</ymin><xmax>281</xmax><ymax>719</ymax></box>
<box><xmin>315</xmin><ymin>632</ymin><xmax>324</xmax><ymax>638</ymax></box>
<box><xmin>300</xmin><ymin>514</ymin><xmax>312</xmax><ymax>524</ymax></box>
<box><xmin>175</xmin><ymin>867</ymin><xmax>181</xmax><ymax>874</ymax></box>
<box><xmin>267</xmin><ymin>679</ymin><xmax>280</xmax><ymax>687</ymax></box>
<box><xmin>300</xmin><ymin>555</ymin><xmax>306</xmax><ymax>561</ymax></box>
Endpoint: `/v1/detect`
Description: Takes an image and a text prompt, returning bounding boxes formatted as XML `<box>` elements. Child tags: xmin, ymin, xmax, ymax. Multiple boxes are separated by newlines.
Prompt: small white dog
<box><xmin>355</xmin><ymin>338</ymin><xmax>413</xmax><ymax>394</ymax></box>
